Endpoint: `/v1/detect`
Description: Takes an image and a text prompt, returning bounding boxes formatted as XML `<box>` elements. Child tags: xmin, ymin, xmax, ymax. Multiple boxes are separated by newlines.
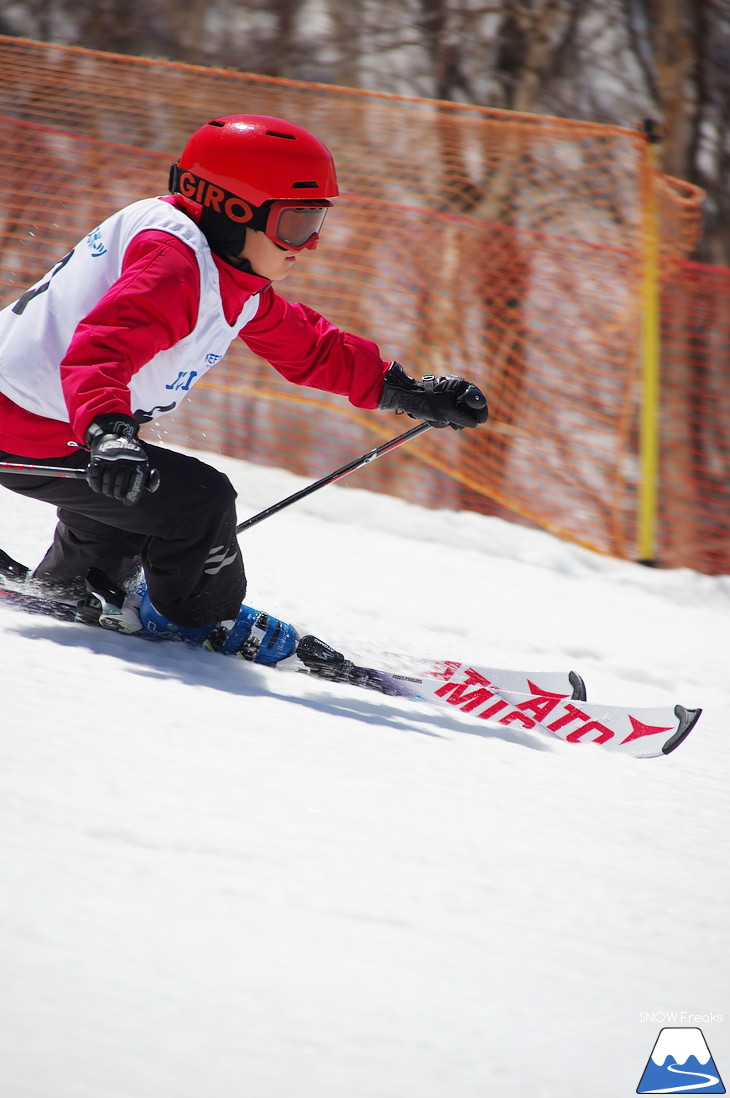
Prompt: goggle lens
<box><xmin>266</xmin><ymin>202</ymin><xmax>331</xmax><ymax>250</ymax></box>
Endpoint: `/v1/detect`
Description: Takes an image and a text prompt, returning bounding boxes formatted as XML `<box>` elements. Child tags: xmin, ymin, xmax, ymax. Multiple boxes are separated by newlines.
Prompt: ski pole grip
<box><xmin>146</xmin><ymin>468</ymin><xmax>161</xmax><ymax>493</ymax></box>
<box><xmin>460</xmin><ymin>386</ymin><xmax>487</xmax><ymax>411</ymax></box>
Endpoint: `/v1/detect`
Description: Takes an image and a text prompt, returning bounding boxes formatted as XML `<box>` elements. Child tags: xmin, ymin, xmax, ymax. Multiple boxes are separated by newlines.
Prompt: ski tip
<box><xmin>662</xmin><ymin>705</ymin><xmax>703</xmax><ymax>755</ymax></box>
<box><xmin>569</xmin><ymin>669</ymin><xmax>587</xmax><ymax>702</ymax></box>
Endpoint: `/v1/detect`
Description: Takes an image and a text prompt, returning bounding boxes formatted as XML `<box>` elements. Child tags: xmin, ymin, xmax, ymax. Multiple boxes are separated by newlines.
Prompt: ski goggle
<box><xmin>262</xmin><ymin>200</ymin><xmax>333</xmax><ymax>251</ymax></box>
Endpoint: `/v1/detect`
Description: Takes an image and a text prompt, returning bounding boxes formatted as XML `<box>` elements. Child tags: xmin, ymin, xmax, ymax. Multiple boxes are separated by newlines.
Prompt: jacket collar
<box><xmin>167</xmin><ymin>193</ymin><xmax>271</xmax><ymax>296</ymax></box>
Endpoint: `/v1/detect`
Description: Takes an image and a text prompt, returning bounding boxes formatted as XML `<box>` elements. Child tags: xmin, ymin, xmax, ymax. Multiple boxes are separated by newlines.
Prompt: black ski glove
<box><xmin>85</xmin><ymin>414</ymin><xmax>150</xmax><ymax>506</ymax></box>
<box><xmin>379</xmin><ymin>362</ymin><xmax>489</xmax><ymax>430</ymax></box>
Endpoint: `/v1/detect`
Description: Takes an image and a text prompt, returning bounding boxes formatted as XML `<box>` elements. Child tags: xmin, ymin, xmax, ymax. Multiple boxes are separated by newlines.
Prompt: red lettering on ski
<box><xmin>565</xmin><ymin>719</ymin><xmax>614</xmax><ymax>744</ymax></box>
<box><xmin>436</xmin><ymin>669</ymin><xmax>567</xmax><ymax>726</ymax></box>
<box><xmin>498</xmin><ymin>710</ymin><xmax>537</xmax><ymax>729</ymax></box>
<box><xmin>435</xmin><ymin>667</ymin><xmax>498</xmax><ymax>712</ymax></box>
<box><xmin>546</xmin><ymin>704</ymin><xmax>589</xmax><ymax>733</ymax></box>
<box><xmin>428</xmin><ymin>660</ymin><xmax>462</xmax><ymax>682</ymax></box>
<box><xmin>477</xmin><ymin>699</ymin><xmax>509</xmax><ymax>720</ymax></box>
<box><xmin>435</xmin><ymin>667</ymin><xmax>490</xmax><ymax>701</ymax></box>
<box><xmin>515</xmin><ymin>691</ymin><xmax>566</xmax><ymax>724</ymax></box>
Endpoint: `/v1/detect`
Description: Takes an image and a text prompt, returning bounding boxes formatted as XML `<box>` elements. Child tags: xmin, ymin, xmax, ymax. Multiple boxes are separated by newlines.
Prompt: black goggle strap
<box><xmin>169</xmin><ymin>164</ymin><xmax>256</xmax><ymax>226</ymax></box>
<box><xmin>169</xmin><ymin>165</ymin><xmax>331</xmax><ymax>245</ymax></box>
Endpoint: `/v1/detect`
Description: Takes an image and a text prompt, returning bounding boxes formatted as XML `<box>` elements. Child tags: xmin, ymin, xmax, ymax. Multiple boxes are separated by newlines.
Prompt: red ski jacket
<box><xmin>0</xmin><ymin>195</ymin><xmax>390</xmax><ymax>458</ymax></box>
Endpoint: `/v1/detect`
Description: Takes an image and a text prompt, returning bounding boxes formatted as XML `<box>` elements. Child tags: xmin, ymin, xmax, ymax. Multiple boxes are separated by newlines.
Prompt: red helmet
<box><xmin>170</xmin><ymin>114</ymin><xmax>338</xmax><ymax>234</ymax></box>
<box><xmin>171</xmin><ymin>115</ymin><xmax>338</xmax><ymax>254</ymax></box>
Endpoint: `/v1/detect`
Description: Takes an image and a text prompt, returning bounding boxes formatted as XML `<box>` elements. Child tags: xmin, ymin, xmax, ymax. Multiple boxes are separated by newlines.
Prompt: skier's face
<box><xmin>238</xmin><ymin>229</ymin><xmax>299</xmax><ymax>282</ymax></box>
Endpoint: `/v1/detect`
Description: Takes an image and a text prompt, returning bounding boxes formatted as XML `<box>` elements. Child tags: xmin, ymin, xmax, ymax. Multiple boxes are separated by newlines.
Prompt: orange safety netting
<box><xmin>1</xmin><ymin>36</ymin><xmax>721</xmax><ymax>571</ymax></box>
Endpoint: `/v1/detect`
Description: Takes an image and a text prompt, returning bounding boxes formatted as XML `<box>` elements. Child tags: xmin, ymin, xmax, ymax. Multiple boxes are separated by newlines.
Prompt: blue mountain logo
<box><xmin>638</xmin><ymin>1028</ymin><xmax>725</xmax><ymax>1093</ymax></box>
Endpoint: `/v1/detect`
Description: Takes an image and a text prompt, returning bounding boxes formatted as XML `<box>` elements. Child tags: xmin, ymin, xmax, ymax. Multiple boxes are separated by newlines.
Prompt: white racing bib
<box><xmin>0</xmin><ymin>197</ymin><xmax>258</xmax><ymax>425</ymax></box>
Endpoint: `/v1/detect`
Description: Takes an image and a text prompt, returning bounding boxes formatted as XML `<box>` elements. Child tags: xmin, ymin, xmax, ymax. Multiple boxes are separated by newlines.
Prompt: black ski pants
<box><xmin>0</xmin><ymin>442</ymin><xmax>246</xmax><ymax>627</ymax></box>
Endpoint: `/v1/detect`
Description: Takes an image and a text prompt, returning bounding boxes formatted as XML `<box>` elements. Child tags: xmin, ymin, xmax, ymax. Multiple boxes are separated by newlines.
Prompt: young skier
<box><xmin>0</xmin><ymin>114</ymin><xmax>487</xmax><ymax>664</ymax></box>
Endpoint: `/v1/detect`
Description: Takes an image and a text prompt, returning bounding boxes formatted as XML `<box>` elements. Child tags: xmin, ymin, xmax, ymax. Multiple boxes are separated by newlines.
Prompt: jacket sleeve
<box><xmin>240</xmin><ymin>290</ymin><xmax>390</xmax><ymax>410</ymax></box>
<box><xmin>60</xmin><ymin>231</ymin><xmax>201</xmax><ymax>443</ymax></box>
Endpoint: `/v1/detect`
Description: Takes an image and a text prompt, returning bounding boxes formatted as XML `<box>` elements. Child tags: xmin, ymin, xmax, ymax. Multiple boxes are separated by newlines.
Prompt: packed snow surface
<box><xmin>1</xmin><ymin>449</ymin><xmax>727</xmax><ymax>1098</ymax></box>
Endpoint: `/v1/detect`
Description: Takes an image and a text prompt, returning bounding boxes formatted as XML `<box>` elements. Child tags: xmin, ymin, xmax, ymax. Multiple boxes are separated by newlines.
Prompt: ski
<box><xmin>370</xmin><ymin>651</ymin><xmax>587</xmax><ymax>703</ymax></box>
<box><xmin>0</xmin><ymin>549</ymin><xmax>701</xmax><ymax>757</ymax></box>
<box><xmin>408</xmin><ymin>664</ymin><xmax>701</xmax><ymax>758</ymax></box>
<box><xmin>301</xmin><ymin>651</ymin><xmax>700</xmax><ymax>758</ymax></box>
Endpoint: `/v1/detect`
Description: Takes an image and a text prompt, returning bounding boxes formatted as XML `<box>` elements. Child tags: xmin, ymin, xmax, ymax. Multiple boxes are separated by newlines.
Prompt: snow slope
<box><xmin>0</xmin><ymin>450</ymin><xmax>727</xmax><ymax>1098</ymax></box>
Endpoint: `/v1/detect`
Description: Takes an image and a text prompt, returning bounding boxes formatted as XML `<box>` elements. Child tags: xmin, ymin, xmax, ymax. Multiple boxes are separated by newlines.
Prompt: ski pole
<box><xmin>237</xmin><ymin>387</ymin><xmax>487</xmax><ymax>534</ymax></box>
<box><xmin>236</xmin><ymin>386</ymin><xmax>487</xmax><ymax>535</ymax></box>
<box><xmin>0</xmin><ymin>460</ymin><xmax>161</xmax><ymax>492</ymax></box>
<box><xmin>237</xmin><ymin>421</ymin><xmax>433</xmax><ymax>534</ymax></box>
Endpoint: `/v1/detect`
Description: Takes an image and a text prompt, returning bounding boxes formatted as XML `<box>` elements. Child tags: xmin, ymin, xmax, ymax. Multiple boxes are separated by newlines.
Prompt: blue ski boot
<box><xmin>84</xmin><ymin>572</ymin><xmax>365</xmax><ymax>681</ymax></box>
<box><xmin>138</xmin><ymin>586</ymin><xmax>299</xmax><ymax>665</ymax></box>
<box><xmin>206</xmin><ymin>606</ymin><xmax>299</xmax><ymax>665</ymax></box>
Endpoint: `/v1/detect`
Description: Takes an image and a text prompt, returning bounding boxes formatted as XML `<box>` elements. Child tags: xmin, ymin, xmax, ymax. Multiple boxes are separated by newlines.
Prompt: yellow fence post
<box><xmin>638</xmin><ymin>119</ymin><xmax>662</xmax><ymax>565</ymax></box>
